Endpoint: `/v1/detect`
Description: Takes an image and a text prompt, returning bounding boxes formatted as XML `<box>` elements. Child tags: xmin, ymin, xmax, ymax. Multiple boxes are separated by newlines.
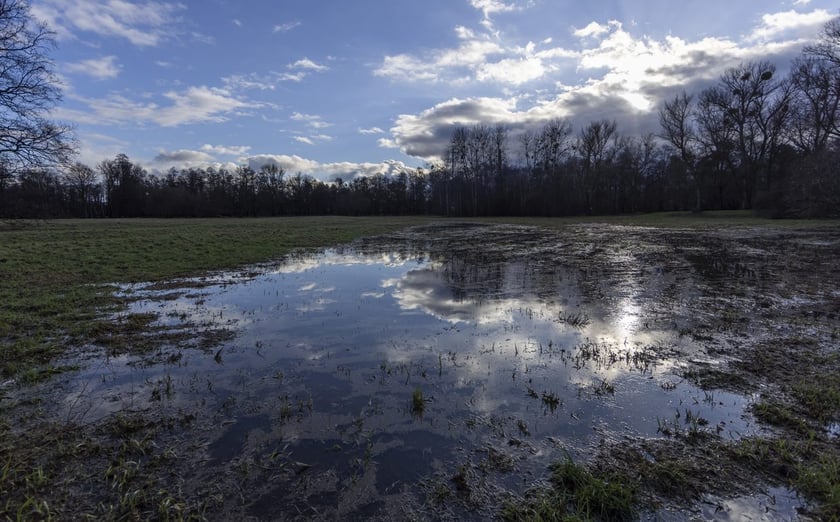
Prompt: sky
<box><xmin>31</xmin><ymin>0</ymin><xmax>839</xmax><ymax>181</ymax></box>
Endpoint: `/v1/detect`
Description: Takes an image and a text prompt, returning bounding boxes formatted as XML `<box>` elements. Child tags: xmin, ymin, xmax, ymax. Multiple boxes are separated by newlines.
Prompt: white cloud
<box><xmin>291</xmin><ymin>112</ymin><xmax>333</xmax><ymax>129</ymax></box>
<box><xmin>359</xmin><ymin>127</ymin><xmax>385</xmax><ymax>134</ymax></box>
<box><xmin>375</xmin><ymin>40</ymin><xmax>505</xmax><ymax>82</ymax></box>
<box><xmin>277</xmin><ymin>72</ymin><xmax>307</xmax><ymax>82</ymax></box>
<box><xmin>31</xmin><ymin>0</ymin><xmax>184</xmax><ymax>47</ymax></box>
<box><xmin>293</xmin><ymin>132</ymin><xmax>332</xmax><ymax>145</ymax></box>
<box><xmin>289</xmin><ymin>58</ymin><xmax>329</xmax><ymax>72</ymax></box>
<box><xmin>155</xmin><ymin>87</ymin><xmax>254</xmax><ymax>126</ymax></box>
<box><xmin>290</xmin><ymin>112</ymin><xmax>320</xmax><ymax>122</ymax></box>
<box><xmin>748</xmin><ymin>9</ymin><xmax>833</xmax><ymax>42</ymax></box>
<box><xmin>273</xmin><ymin>21</ymin><xmax>301</xmax><ymax>33</ymax></box>
<box><xmin>222</xmin><ymin>61</ymin><xmax>327</xmax><ymax>90</ymax></box>
<box><xmin>381</xmin><ymin>9</ymin><xmax>831</xmax><ymax>162</ymax></box>
<box><xmin>222</xmin><ymin>70</ymin><xmax>311</xmax><ymax>91</ymax></box>
<box><xmin>375</xmin><ymin>13</ymin><xmax>581</xmax><ymax>86</ymax></box>
<box><xmin>233</xmin><ymin>19</ymin><xmax>242</xmax><ymax>27</ymax></box>
<box><xmin>470</xmin><ymin>0</ymin><xmax>517</xmax><ymax>17</ymax></box>
<box><xmin>573</xmin><ymin>21</ymin><xmax>615</xmax><ymax>39</ymax></box>
<box><xmin>477</xmin><ymin>57</ymin><xmax>545</xmax><ymax>85</ymax></box>
<box><xmin>60</xmin><ymin>86</ymin><xmax>258</xmax><ymax>127</ymax></box>
<box><xmin>200</xmin><ymin>144</ymin><xmax>251</xmax><ymax>156</ymax></box>
<box><xmin>793</xmin><ymin>0</ymin><xmax>812</xmax><ymax>5</ymax></box>
<box><xmin>65</xmin><ymin>56</ymin><xmax>121</xmax><ymax>79</ymax></box>
<box><xmin>455</xmin><ymin>26</ymin><xmax>476</xmax><ymax>40</ymax></box>
<box><xmin>223</xmin><ymin>74</ymin><xmax>277</xmax><ymax>91</ymax></box>
<box><xmin>244</xmin><ymin>155</ymin><xmax>415</xmax><ymax>182</ymax></box>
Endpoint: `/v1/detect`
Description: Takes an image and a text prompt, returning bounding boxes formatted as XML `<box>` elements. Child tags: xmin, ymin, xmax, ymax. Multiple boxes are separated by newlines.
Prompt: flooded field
<box><xmin>7</xmin><ymin>222</ymin><xmax>840</xmax><ymax>520</ymax></box>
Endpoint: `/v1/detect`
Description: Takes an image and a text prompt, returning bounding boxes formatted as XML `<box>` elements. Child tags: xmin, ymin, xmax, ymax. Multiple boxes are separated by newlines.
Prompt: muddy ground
<box><xmin>2</xmin><ymin>222</ymin><xmax>839</xmax><ymax>520</ymax></box>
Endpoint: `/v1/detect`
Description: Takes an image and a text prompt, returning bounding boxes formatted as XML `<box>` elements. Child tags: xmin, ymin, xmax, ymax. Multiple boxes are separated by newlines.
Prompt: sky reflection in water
<box><xmin>59</xmin><ymin>224</ymin><xmax>765</xmax><ymax>517</ymax></box>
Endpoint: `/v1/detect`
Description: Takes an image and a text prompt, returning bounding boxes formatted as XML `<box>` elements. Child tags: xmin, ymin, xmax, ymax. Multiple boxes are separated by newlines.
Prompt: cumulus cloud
<box><xmin>294</xmin><ymin>136</ymin><xmax>315</xmax><ymax>145</ymax></box>
<box><xmin>748</xmin><ymin>9</ymin><xmax>834</xmax><ymax>42</ymax></box>
<box><xmin>31</xmin><ymin>0</ymin><xmax>184</xmax><ymax>46</ymax></box>
<box><xmin>477</xmin><ymin>57</ymin><xmax>545</xmax><ymax>85</ymax></box>
<box><xmin>381</xmin><ymin>9</ymin><xmax>831</xmax><ymax>162</ymax></box>
<box><xmin>573</xmin><ymin>21</ymin><xmax>616</xmax><ymax>39</ymax></box>
<box><xmin>376</xmin><ymin>17</ymin><xmax>580</xmax><ymax>86</ymax></box>
<box><xmin>65</xmin><ymin>56</ymin><xmax>121</xmax><ymax>79</ymax></box>
<box><xmin>144</xmin><ymin>151</ymin><xmax>413</xmax><ymax>182</ymax></box>
<box><xmin>244</xmin><ymin>155</ymin><xmax>416</xmax><ymax>182</ymax></box>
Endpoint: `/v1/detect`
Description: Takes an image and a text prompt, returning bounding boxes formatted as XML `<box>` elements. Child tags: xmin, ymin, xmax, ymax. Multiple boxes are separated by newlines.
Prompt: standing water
<box><xmin>47</xmin><ymin>223</ymin><xmax>815</xmax><ymax>519</ymax></box>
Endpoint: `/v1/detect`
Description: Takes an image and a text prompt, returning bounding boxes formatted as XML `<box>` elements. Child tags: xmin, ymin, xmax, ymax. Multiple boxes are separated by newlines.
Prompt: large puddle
<box><xmin>48</xmin><ymin>223</ymin><xmax>823</xmax><ymax>519</ymax></box>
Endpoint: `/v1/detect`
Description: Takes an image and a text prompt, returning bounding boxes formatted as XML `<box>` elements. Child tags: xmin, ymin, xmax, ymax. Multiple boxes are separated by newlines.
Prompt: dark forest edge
<box><xmin>2</xmin><ymin>19</ymin><xmax>840</xmax><ymax>220</ymax></box>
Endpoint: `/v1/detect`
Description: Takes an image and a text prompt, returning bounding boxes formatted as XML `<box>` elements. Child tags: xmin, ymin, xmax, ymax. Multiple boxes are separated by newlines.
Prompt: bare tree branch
<box><xmin>0</xmin><ymin>0</ymin><xmax>75</xmax><ymax>171</ymax></box>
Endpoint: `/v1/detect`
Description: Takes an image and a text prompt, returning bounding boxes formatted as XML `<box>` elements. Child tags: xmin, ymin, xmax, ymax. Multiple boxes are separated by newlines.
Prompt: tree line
<box><xmin>0</xmin><ymin>0</ymin><xmax>837</xmax><ymax>219</ymax></box>
<box><xmin>0</xmin><ymin>155</ymin><xmax>430</xmax><ymax>218</ymax></box>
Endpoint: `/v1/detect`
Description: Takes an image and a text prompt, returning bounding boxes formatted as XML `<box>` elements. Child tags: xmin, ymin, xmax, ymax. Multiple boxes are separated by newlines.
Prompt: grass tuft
<box><xmin>411</xmin><ymin>387</ymin><xmax>425</xmax><ymax>415</ymax></box>
<box><xmin>501</xmin><ymin>456</ymin><xmax>636</xmax><ymax>521</ymax></box>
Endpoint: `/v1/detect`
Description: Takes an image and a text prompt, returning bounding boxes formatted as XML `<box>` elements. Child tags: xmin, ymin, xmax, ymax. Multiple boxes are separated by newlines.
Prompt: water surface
<box><xmin>54</xmin><ymin>223</ymin><xmax>793</xmax><ymax>519</ymax></box>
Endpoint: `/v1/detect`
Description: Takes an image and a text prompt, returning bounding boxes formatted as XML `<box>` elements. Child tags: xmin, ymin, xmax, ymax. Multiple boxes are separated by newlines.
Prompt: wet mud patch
<box><xmin>4</xmin><ymin>221</ymin><xmax>840</xmax><ymax>520</ymax></box>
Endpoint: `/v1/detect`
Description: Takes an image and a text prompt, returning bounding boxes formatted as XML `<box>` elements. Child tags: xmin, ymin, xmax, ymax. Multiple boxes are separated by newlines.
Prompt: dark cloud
<box><xmin>153</xmin><ymin>149</ymin><xmax>215</xmax><ymax>163</ymax></box>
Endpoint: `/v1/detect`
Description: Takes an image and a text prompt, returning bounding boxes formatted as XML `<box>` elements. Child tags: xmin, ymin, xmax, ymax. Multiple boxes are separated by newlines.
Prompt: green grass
<box><xmin>501</xmin><ymin>456</ymin><xmax>637</xmax><ymax>521</ymax></box>
<box><xmin>0</xmin><ymin>216</ymin><xmax>433</xmax><ymax>377</ymax></box>
<box><xmin>792</xmin><ymin>371</ymin><xmax>840</xmax><ymax>424</ymax></box>
<box><xmin>478</xmin><ymin>209</ymin><xmax>840</xmax><ymax>229</ymax></box>
<box><xmin>796</xmin><ymin>454</ymin><xmax>840</xmax><ymax>521</ymax></box>
<box><xmin>411</xmin><ymin>387</ymin><xmax>425</xmax><ymax>414</ymax></box>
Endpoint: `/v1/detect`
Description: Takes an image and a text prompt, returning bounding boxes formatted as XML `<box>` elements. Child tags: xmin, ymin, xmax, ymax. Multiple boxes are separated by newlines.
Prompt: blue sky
<box><xmin>32</xmin><ymin>0</ymin><xmax>838</xmax><ymax>181</ymax></box>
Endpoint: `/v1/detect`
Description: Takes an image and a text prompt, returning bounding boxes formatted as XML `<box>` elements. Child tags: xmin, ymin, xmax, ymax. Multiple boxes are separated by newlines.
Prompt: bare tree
<box><xmin>0</xmin><ymin>0</ymin><xmax>74</xmax><ymax>170</ymax></box>
<box><xmin>788</xmin><ymin>57</ymin><xmax>840</xmax><ymax>153</ymax></box>
<box><xmin>659</xmin><ymin>91</ymin><xmax>702</xmax><ymax>209</ymax></box>
<box><xmin>577</xmin><ymin>120</ymin><xmax>618</xmax><ymax>213</ymax></box>
<box><xmin>805</xmin><ymin>17</ymin><xmax>840</xmax><ymax>66</ymax></box>
<box><xmin>698</xmin><ymin>62</ymin><xmax>790</xmax><ymax>208</ymax></box>
<box><xmin>535</xmin><ymin>119</ymin><xmax>572</xmax><ymax>175</ymax></box>
<box><xmin>64</xmin><ymin>161</ymin><xmax>98</xmax><ymax>216</ymax></box>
